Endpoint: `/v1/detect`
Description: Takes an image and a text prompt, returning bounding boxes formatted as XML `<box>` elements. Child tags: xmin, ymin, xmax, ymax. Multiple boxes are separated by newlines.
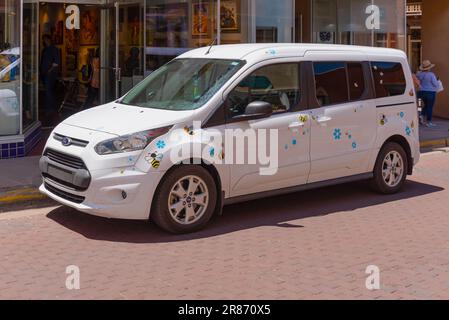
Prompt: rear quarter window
<box><xmin>371</xmin><ymin>61</ymin><xmax>406</xmax><ymax>98</ymax></box>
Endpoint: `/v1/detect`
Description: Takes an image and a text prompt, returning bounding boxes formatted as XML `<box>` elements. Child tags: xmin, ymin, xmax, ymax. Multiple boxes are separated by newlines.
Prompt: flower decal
<box><xmin>333</xmin><ymin>129</ymin><xmax>342</xmax><ymax>140</ymax></box>
<box><xmin>292</xmin><ymin>139</ymin><xmax>297</xmax><ymax>146</ymax></box>
<box><xmin>156</xmin><ymin>140</ymin><xmax>166</xmax><ymax>149</ymax></box>
<box><xmin>405</xmin><ymin>126</ymin><xmax>411</xmax><ymax>136</ymax></box>
<box><xmin>352</xmin><ymin>142</ymin><xmax>357</xmax><ymax>149</ymax></box>
<box><xmin>209</xmin><ymin>147</ymin><xmax>215</xmax><ymax>157</ymax></box>
<box><xmin>399</xmin><ymin>112</ymin><xmax>405</xmax><ymax>118</ymax></box>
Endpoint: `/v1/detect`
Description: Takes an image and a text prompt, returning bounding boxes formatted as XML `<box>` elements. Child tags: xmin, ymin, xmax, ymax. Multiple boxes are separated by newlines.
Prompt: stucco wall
<box><xmin>422</xmin><ymin>0</ymin><xmax>449</xmax><ymax>119</ymax></box>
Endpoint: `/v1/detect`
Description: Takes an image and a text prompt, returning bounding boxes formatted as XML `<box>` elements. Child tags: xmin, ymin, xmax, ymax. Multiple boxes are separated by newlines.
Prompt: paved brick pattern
<box><xmin>1</xmin><ymin>152</ymin><xmax>449</xmax><ymax>299</ymax></box>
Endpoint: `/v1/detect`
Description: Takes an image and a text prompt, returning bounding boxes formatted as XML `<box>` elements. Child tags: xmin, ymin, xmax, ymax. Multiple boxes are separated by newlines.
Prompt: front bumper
<box><xmin>40</xmin><ymin>166</ymin><xmax>164</xmax><ymax>220</ymax></box>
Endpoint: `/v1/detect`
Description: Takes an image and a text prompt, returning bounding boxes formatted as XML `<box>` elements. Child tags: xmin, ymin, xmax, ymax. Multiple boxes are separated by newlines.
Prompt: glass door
<box><xmin>100</xmin><ymin>1</ymin><xmax>144</xmax><ymax>103</ymax></box>
<box><xmin>100</xmin><ymin>2</ymin><xmax>119</xmax><ymax>103</ymax></box>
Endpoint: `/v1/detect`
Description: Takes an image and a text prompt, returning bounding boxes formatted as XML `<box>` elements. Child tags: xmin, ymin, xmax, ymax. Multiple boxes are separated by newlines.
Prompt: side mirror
<box><xmin>233</xmin><ymin>101</ymin><xmax>272</xmax><ymax>121</ymax></box>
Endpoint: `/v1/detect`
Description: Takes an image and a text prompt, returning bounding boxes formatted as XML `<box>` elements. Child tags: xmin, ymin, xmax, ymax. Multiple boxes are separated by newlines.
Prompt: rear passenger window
<box><xmin>371</xmin><ymin>62</ymin><xmax>406</xmax><ymax>98</ymax></box>
<box><xmin>348</xmin><ymin>63</ymin><xmax>365</xmax><ymax>101</ymax></box>
<box><xmin>313</xmin><ymin>62</ymin><xmax>349</xmax><ymax>107</ymax></box>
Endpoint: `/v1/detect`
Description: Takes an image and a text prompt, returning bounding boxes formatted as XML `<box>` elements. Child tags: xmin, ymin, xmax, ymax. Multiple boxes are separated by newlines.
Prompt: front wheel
<box><xmin>151</xmin><ymin>165</ymin><xmax>217</xmax><ymax>234</ymax></box>
<box><xmin>371</xmin><ymin>142</ymin><xmax>408</xmax><ymax>194</ymax></box>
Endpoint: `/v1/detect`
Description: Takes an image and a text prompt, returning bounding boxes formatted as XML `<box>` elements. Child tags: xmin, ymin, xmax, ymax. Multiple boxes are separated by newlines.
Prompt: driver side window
<box><xmin>226</xmin><ymin>63</ymin><xmax>301</xmax><ymax>119</ymax></box>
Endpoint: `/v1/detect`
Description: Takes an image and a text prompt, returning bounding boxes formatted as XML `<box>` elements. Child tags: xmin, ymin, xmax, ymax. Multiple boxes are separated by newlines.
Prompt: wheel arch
<box><xmin>149</xmin><ymin>159</ymin><xmax>224</xmax><ymax>220</ymax></box>
<box><xmin>381</xmin><ymin>135</ymin><xmax>413</xmax><ymax>175</ymax></box>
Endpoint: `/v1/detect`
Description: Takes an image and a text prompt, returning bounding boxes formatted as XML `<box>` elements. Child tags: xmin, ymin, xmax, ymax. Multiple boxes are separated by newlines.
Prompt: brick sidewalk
<box><xmin>0</xmin><ymin>152</ymin><xmax>449</xmax><ymax>299</ymax></box>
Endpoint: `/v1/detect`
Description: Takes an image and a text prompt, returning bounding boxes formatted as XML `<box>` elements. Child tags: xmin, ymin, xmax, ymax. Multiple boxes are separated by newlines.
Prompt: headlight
<box><xmin>94</xmin><ymin>126</ymin><xmax>172</xmax><ymax>155</ymax></box>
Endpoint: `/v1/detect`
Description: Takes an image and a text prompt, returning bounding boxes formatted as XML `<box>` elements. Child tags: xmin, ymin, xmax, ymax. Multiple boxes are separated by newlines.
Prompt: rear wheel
<box><xmin>151</xmin><ymin>165</ymin><xmax>217</xmax><ymax>234</ymax></box>
<box><xmin>371</xmin><ymin>142</ymin><xmax>408</xmax><ymax>194</ymax></box>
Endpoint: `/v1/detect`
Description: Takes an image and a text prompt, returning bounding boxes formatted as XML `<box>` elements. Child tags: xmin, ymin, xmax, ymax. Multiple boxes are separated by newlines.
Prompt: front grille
<box><xmin>54</xmin><ymin>133</ymin><xmax>89</xmax><ymax>147</ymax></box>
<box><xmin>44</xmin><ymin>182</ymin><xmax>85</xmax><ymax>204</ymax></box>
<box><xmin>44</xmin><ymin>148</ymin><xmax>87</xmax><ymax>170</ymax></box>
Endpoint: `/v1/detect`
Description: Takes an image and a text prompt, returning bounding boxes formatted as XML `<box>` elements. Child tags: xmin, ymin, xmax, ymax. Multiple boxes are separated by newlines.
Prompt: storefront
<box><xmin>0</xmin><ymin>0</ymin><xmax>407</xmax><ymax>159</ymax></box>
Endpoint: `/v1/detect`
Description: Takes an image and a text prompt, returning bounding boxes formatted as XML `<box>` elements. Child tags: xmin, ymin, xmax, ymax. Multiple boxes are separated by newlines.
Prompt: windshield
<box><xmin>120</xmin><ymin>58</ymin><xmax>245</xmax><ymax>111</ymax></box>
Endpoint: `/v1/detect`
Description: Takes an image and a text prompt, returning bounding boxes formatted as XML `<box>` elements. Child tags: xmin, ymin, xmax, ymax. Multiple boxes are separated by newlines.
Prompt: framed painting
<box><xmin>220</xmin><ymin>0</ymin><xmax>240</xmax><ymax>33</ymax></box>
<box><xmin>80</xmin><ymin>9</ymin><xmax>99</xmax><ymax>45</ymax></box>
<box><xmin>192</xmin><ymin>2</ymin><xmax>210</xmax><ymax>37</ymax></box>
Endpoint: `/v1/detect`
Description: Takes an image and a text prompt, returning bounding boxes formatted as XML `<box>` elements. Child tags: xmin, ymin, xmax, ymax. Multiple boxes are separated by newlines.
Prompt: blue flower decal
<box><xmin>405</xmin><ymin>126</ymin><xmax>411</xmax><ymax>136</ymax></box>
<box><xmin>399</xmin><ymin>112</ymin><xmax>405</xmax><ymax>118</ymax></box>
<box><xmin>333</xmin><ymin>129</ymin><xmax>342</xmax><ymax>140</ymax></box>
<box><xmin>209</xmin><ymin>147</ymin><xmax>215</xmax><ymax>157</ymax></box>
<box><xmin>292</xmin><ymin>139</ymin><xmax>297</xmax><ymax>146</ymax></box>
<box><xmin>156</xmin><ymin>140</ymin><xmax>166</xmax><ymax>149</ymax></box>
<box><xmin>285</xmin><ymin>144</ymin><xmax>289</xmax><ymax>150</ymax></box>
<box><xmin>352</xmin><ymin>142</ymin><xmax>357</xmax><ymax>149</ymax></box>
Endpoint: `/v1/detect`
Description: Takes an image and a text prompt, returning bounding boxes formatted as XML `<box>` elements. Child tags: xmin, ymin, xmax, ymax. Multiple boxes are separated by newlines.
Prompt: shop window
<box><xmin>0</xmin><ymin>0</ymin><xmax>21</xmax><ymax>136</ymax></box>
<box><xmin>227</xmin><ymin>63</ymin><xmax>301</xmax><ymax>119</ymax></box>
<box><xmin>313</xmin><ymin>62</ymin><xmax>349</xmax><ymax>107</ymax></box>
<box><xmin>347</xmin><ymin>62</ymin><xmax>365</xmax><ymax>101</ymax></box>
<box><xmin>371</xmin><ymin>61</ymin><xmax>406</xmax><ymax>98</ymax></box>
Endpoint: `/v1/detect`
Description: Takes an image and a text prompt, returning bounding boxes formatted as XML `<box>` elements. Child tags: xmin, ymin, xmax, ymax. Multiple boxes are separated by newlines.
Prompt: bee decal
<box><xmin>298</xmin><ymin>115</ymin><xmax>309</xmax><ymax>123</ymax></box>
<box><xmin>145</xmin><ymin>151</ymin><xmax>164</xmax><ymax>169</ymax></box>
<box><xmin>184</xmin><ymin>126</ymin><xmax>194</xmax><ymax>135</ymax></box>
<box><xmin>379</xmin><ymin>114</ymin><xmax>387</xmax><ymax>126</ymax></box>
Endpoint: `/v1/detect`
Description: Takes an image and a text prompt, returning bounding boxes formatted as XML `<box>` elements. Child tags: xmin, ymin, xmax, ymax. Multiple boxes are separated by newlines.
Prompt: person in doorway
<box><xmin>417</xmin><ymin>60</ymin><xmax>440</xmax><ymax>127</ymax></box>
<box><xmin>124</xmin><ymin>47</ymin><xmax>140</xmax><ymax>77</ymax></box>
<box><xmin>83</xmin><ymin>48</ymin><xmax>100</xmax><ymax>109</ymax></box>
<box><xmin>40</xmin><ymin>34</ymin><xmax>61</xmax><ymax>125</ymax></box>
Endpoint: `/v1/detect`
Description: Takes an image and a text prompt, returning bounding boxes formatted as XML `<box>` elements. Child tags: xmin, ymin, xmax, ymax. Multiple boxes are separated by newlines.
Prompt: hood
<box><xmin>63</xmin><ymin>102</ymin><xmax>196</xmax><ymax>136</ymax></box>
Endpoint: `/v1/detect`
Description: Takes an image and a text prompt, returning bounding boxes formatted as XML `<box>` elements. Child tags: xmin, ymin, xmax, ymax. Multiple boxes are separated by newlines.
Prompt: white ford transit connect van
<box><xmin>39</xmin><ymin>44</ymin><xmax>420</xmax><ymax>234</ymax></box>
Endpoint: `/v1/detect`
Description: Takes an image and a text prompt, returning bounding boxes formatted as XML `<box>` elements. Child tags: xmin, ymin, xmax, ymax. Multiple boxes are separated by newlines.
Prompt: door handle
<box><xmin>316</xmin><ymin>116</ymin><xmax>332</xmax><ymax>126</ymax></box>
<box><xmin>289</xmin><ymin>121</ymin><xmax>305</xmax><ymax>129</ymax></box>
<box><xmin>288</xmin><ymin>121</ymin><xmax>305</xmax><ymax>132</ymax></box>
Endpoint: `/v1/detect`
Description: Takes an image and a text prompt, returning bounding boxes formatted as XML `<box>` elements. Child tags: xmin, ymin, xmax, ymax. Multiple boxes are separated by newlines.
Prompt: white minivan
<box><xmin>39</xmin><ymin>44</ymin><xmax>420</xmax><ymax>234</ymax></box>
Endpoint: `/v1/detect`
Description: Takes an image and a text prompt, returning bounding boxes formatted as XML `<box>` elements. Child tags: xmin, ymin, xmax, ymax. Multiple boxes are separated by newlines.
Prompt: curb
<box><xmin>420</xmin><ymin>138</ymin><xmax>449</xmax><ymax>149</ymax></box>
<box><xmin>0</xmin><ymin>186</ymin><xmax>48</xmax><ymax>208</ymax></box>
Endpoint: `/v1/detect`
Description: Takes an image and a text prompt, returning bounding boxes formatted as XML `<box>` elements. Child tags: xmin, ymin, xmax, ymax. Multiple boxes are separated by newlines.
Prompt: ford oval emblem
<box><xmin>61</xmin><ymin>137</ymin><xmax>72</xmax><ymax>146</ymax></box>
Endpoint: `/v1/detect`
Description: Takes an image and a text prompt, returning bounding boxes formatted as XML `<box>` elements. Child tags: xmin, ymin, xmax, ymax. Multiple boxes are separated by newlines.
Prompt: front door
<box><xmin>225</xmin><ymin>61</ymin><xmax>311</xmax><ymax>197</ymax></box>
<box><xmin>307</xmin><ymin>58</ymin><xmax>377</xmax><ymax>183</ymax></box>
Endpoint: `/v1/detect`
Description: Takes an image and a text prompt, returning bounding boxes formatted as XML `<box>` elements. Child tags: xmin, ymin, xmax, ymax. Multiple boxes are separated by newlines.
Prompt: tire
<box><xmin>151</xmin><ymin>165</ymin><xmax>217</xmax><ymax>234</ymax></box>
<box><xmin>371</xmin><ymin>142</ymin><xmax>408</xmax><ymax>194</ymax></box>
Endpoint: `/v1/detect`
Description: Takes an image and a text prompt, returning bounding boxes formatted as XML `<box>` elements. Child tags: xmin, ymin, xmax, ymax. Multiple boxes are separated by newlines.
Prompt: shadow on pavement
<box><xmin>47</xmin><ymin>180</ymin><xmax>444</xmax><ymax>244</ymax></box>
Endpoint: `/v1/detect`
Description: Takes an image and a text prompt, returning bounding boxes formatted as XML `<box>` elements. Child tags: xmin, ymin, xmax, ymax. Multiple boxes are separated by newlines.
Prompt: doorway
<box><xmin>36</xmin><ymin>0</ymin><xmax>144</xmax><ymax>128</ymax></box>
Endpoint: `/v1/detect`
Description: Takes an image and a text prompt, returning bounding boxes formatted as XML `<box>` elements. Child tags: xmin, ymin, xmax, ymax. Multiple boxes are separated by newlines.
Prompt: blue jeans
<box><xmin>419</xmin><ymin>91</ymin><xmax>437</xmax><ymax>122</ymax></box>
<box><xmin>42</xmin><ymin>72</ymin><xmax>58</xmax><ymax>117</ymax></box>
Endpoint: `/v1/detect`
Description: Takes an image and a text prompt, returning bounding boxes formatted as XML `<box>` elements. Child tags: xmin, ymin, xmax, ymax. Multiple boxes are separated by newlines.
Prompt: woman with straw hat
<box><xmin>417</xmin><ymin>60</ymin><xmax>440</xmax><ymax>127</ymax></box>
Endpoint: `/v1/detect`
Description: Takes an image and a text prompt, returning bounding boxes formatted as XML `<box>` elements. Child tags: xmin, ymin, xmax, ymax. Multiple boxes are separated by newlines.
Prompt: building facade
<box><xmin>0</xmin><ymin>0</ymin><xmax>411</xmax><ymax>159</ymax></box>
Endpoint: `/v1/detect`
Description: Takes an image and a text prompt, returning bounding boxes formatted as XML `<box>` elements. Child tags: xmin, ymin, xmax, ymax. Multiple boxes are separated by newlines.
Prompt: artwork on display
<box><xmin>127</xmin><ymin>6</ymin><xmax>142</xmax><ymax>45</ymax></box>
<box><xmin>65</xmin><ymin>28</ymin><xmax>80</xmax><ymax>52</ymax></box>
<box><xmin>80</xmin><ymin>9</ymin><xmax>99</xmax><ymax>45</ymax></box>
<box><xmin>220</xmin><ymin>0</ymin><xmax>240</xmax><ymax>33</ymax></box>
<box><xmin>192</xmin><ymin>2</ymin><xmax>210</xmax><ymax>37</ymax></box>
<box><xmin>52</xmin><ymin>20</ymin><xmax>64</xmax><ymax>45</ymax></box>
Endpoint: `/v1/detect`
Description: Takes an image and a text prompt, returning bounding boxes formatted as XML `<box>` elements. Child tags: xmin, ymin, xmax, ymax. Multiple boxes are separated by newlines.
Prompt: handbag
<box><xmin>437</xmin><ymin>79</ymin><xmax>444</xmax><ymax>93</ymax></box>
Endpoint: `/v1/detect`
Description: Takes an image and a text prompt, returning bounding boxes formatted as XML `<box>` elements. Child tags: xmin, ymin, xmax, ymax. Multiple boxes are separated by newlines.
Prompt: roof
<box><xmin>177</xmin><ymin>43</ymin><xmax>406</xmax><ymax>62</ymax></box>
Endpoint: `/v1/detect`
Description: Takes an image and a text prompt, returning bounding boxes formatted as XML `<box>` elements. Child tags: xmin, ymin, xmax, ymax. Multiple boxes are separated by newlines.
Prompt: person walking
<box><xmin>40</xmin><ymin>34</ymin><xmax>61</xmax><ymax>126</ymax></box>
<box><xmin>83</xmin><ymin>48</ymin><xmax>100</xmax><ymax>109</ymax></box>
<box><xmin>416</xmin><ymin>60</ymin><xmax>440</xmax><ymax>127</ymax></box>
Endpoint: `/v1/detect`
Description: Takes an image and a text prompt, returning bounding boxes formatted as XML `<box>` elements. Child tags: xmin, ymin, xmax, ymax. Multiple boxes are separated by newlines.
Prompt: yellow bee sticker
<box><xmin>298</xmin><ymin>115</ymin><xmax>309</xmax><ymax>123</ymax></box>
<box><xmin>145</xmin><ymin>151</ymin><xmax>164</xmax><ymax>169</ymax></box>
